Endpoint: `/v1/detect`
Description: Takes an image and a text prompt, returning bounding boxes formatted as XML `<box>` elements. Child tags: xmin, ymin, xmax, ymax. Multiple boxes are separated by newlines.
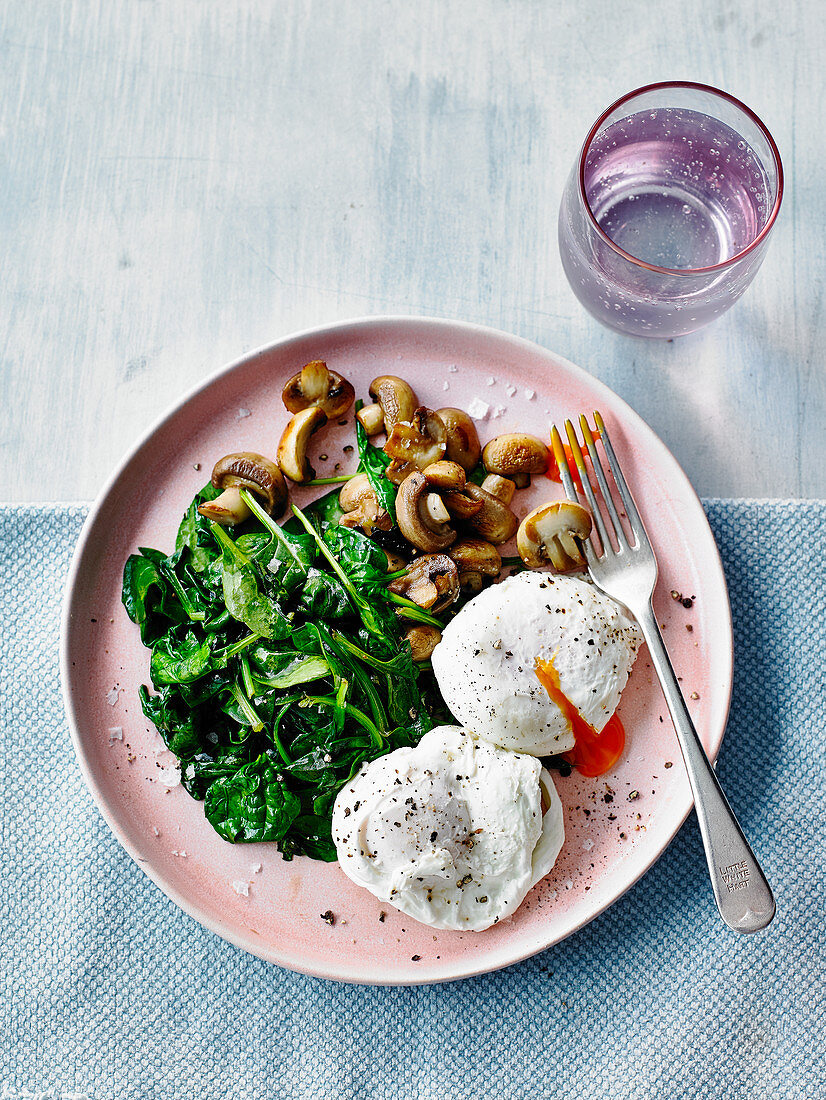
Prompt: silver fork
<box><xmin>551</xmin><ymin>412</ymin><xmax>775</xmax><ymax>933</ymax></box>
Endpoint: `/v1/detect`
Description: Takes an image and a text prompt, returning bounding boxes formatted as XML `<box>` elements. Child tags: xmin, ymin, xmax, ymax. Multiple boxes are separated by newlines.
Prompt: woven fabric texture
<box><xmin>1</xmin><ymin>501</ymin><xmax>823</xmax><ymax>1100</ymax></box>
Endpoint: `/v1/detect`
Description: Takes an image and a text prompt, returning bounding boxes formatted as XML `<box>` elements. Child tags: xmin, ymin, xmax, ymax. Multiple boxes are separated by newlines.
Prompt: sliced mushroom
<box><xmin>384</xmin><ymin>549</ymin><xmax>409</xmax><ymax>572</ymax></box>
<box><xmin>436</xmin><ymin>408</ymin><xmax>482</xmax><ymax>472</ymax></box>
<box><xmin>516</xmin><ymin>501</ymin><xmax>592</xmax><ymax>571</ymax></box>
<box><xmin>461</xmin><ymin>483</ymin><xmax>519</xmax><ymax>545</ymax></box>
<box><xmin>338</xmin><ymin>473</ymin><xmax>392</xmax><ymax>536</ymax></box>
<box><xmin>277</xmin><ymin>406</ymin><xmax>328</xmax><ymax>484</ymax></box>
<box><xmin>395</xmin><ymin>471</ymin><xmax>456</xmax><ymax>552</ymax></box>
<box><xmin>447</xmin><ymin>537</ymin><xmax>502</xmax><ymax>591</ymax></box>
<box><xmin>368</xmin><ymin>375</ymin><xmax>419</xmax><ymax>434</ymax></box>
<box><xmin>405</xmin><ymin>624</ymin><xmax>442</xmax><ymax>662</ymax></box>
<box><xmin>198</xmin><ymin>452</ymin><xmax>287</xmax><ymax>526</ymax></box>
<box><xmin>423</xmin><ymin>460</ymin><xmax>466</xmax><ymax>491</ymax></box>
<box><xmin>282</xmin><ymin>360</ymin><xmax>355</xmax><ymax>419</ymax></box>
<box><xmin>388</xmin><ymin>554</ymin><xmax>459</xmax><ymax>613</ymax></box>
<box><xmin>384</xmin><ymin>407</ymin><xmax>447</xmax><ymax>484</ymax></box>
<box><xmin>441</xmin><ymin>490</ymin><xmax>483</xmax><ymax>520</ymax></box>
<box><xmin>482</xmin><ymin>433</ymin><xmax>549</xmax><ymax>482</ymax></box>
<box><xmin>356</xmin><ymin>402</ymin><xmax>385</xmax><ymax>436</ymax></box>
<box><xmin>480</xmin><ymin>473</ymin><xmax>516</xmax><ymax>505</ymax></box>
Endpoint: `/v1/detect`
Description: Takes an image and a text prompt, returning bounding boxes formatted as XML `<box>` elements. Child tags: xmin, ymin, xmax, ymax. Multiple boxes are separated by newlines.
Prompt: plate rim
<box><xmin>59</xmin><ymin>314</ymin><xmax>733</xmax><ymax>985</ymax></box>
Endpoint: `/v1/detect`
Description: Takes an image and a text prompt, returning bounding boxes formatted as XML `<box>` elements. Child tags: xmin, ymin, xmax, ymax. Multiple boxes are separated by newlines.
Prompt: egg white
<box><xmin>430</xmin><ymin>571</ymin><xmax>642</xmax><ymax>756</ymax></box>
<box><xmin>332</xmin><ymin>725</ymin><xmax>565</xmax><ymax>932</ymax></box>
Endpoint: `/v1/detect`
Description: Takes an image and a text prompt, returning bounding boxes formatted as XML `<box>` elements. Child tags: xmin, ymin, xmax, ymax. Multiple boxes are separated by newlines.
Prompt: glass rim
<box><xmin>577</xmin><ymin>80</ymin><xmax>784</xmax><ymax>277</ymax></box>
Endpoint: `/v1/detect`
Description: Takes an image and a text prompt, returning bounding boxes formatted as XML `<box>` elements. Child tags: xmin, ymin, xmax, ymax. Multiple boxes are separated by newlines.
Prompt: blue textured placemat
<box><xmin>1</xmin><ymin>501</ymin><xmax>824</xmax><ymax>1100</ymax></box>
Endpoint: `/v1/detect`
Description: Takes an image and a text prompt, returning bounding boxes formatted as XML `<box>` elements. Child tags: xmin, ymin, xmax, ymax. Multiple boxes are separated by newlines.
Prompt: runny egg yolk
<box><xmin>534</xmin><ymin>655</ymin><xmax>626</xmax><ymax>778</ymax></box>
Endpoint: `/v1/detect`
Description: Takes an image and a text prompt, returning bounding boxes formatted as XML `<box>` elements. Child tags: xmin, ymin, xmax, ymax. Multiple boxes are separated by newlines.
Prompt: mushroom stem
<box><xmin>357</xmin><ymin>402</ymin><xmax>385</xmax><ymax>436</ymax></box>
<box><xmin>480</xmin><ymin>473</ymin><xmax>516</xmax><ymax>505</ymax></box>
<box><xmin>199</xmin><ymin>486</ymin><xmax>252</xmax><ymax>526</ymax></box>
<box><xmin>424</xmin><ymin>492</ymin><xmax>451</xmax><ymax>525</ymax></box>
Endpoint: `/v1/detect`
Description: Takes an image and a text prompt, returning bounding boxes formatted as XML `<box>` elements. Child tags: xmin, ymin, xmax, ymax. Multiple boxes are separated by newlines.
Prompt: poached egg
<box><xmin>332</xmin><ymin>725</ymin><xmax>564</xmax><ymax>931</ymax></box>
<box><xmin>431</xmin><ymin>571</ymin><xmax>642</xmax><ymax>757</ymax></box>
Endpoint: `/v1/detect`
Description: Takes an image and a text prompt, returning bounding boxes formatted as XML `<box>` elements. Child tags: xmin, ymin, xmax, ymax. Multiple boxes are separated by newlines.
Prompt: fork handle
<box><xmin>635</xmin><ymin>602</ymin><xmax>775</xmax><ymax>933</ymax></box>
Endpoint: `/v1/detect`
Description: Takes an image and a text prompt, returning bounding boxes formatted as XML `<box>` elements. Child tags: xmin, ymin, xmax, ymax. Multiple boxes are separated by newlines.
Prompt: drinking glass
<box><xmin>558</xmin><ymin>81</ymin><xmax>783</xmax><ymax>338</ymax></box>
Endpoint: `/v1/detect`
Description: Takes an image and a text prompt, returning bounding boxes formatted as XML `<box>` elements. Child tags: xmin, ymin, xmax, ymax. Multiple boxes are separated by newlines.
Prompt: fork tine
<box><xmin>564</xmin><ymin>419</ymin><xmax>614</xmax><ymax>555</ymax></box>
<box><xmin>579</xmin><ymin>415</ymin><xmax>629</xmax><ymax>550</ymax></box>
<box><xmin>592</xmin><ymin>411</ymin><xmax>648</xmax><ymax>546</ymax></box>
<box><xmin>551</xmin><ymin>426</ymin><xmax>598</xmax><ymax>569</ymax></box>
<box><xmin>550</xmin><ymin>425</ymin><xmax>578</xmax><ymax>502</ymax></box>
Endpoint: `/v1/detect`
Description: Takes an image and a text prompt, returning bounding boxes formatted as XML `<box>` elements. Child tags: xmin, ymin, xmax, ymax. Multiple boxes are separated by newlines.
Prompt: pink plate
<box><xmin>60</xmin><ymin>316</ymin><xmax>732</xmax><ymax>985</ymax></box>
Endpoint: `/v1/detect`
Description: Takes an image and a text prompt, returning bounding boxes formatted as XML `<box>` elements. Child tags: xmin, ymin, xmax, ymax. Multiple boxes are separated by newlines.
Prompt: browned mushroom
<box><xmin>461</xmin><ymin>483</ymin><xmax>519</xmax><ymax>544</ymax></box>
<box><xmin>436</xmin><ymin>408</ymin><xmax>482</xmax><ymax>472</ymax></box>
<box><xmin>447</xmin><ymin>537</ymin><xmax>502</xmax><ymax>592</ymax></box>
<box><xmin>368</xmin><ymin>375</ymin><xmax>419</xmax><ymax>434</ymax></box>
<box><xmin>388</xmin><ymin>554</ymin><xmax>459</xmax><ymax>613</ymax></box>
<box><xmin>395</xmin><ymin>471</ymin><xmax>457</xmax><ymax>552</ymax></box>
<box><xmin>516</xmin><ymin>501</ymin><xmax>592</xmax><ymax>571</ymax></box>
<box><xmin>384</xmin><ymin>549</ymin><xmax>409</xmax><ymax>572</ymax></box>
<box><xmin>482</xmin><ymin>433</ymin><xmax>549</xmax><ymax>486</ymax></box>
<box><xmin>404</xmin><ymin>624</ymin><xmax>442</xmax><ymax>662</ymax></box>
<box><xmin>282</xmin><ymin>360</ymin><xmax>355</xmax><ymax>419</ymax></box>
<box><xmin>384</xmin><ymin>407</ymin><xmax>447</xmax><ymax>484</ymax></box>
<box><xmin>441</xmin><ymin>490</ymin><xmax>483</xmax><ymax>520</ymax></box>
<box><xmin>423</xmin><ymin>460</ymin><xmax>466</xmax><ymax>491</ymax></box>
<box><xmin>338</xmin><ymin>473</ymin><xmax>393</xmax><ymax>536</ymax></box>
<box><xmin>277</xmin><ymin>406</ymin><xmax>328</xmax><ymax>484</ymax></box>
<box><xmin>197</xmin><ymin>452</ymin><xmax>287</xmax><ymax>525</ymax></box>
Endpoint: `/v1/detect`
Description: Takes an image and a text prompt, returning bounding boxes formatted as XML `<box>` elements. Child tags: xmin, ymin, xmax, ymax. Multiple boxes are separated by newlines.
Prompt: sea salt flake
<box><xmin>442</xmin><ymin>381</ymin><xmax>450</xmax><ymax>390</ymax></box>
<box><xmin>485</xmin><ymin>376</ymin><xmax>496</xmax><ymax>386</ymax></box>
<box><xmin>491</xmin><ymin>404</ymin><xmax>507</xmax><ymax>419</ymax></box>
<box><xmin>447</xmin><ymin>364</ymin><xmax>458</xmax><ymax>373</ymax></box>
<box><xmin>232</xmin><ymin>880</ymin><xmax>250</xmax><ymax>897</ymax></box>
<box><xmin>237</xmin><ymin>407</ymin><xmax>251</xmax><ymax>419</ymax></box>
<box><xmin>105</xmin><ymin>686</ymin><xmax>121</xmax><ymax>706</ymax></box>
<box><xmin>152</xmin><ymin>827</ymin><xmax>160</xmax><ymax>836</ymax></box>
<box><xmin>524</xmin><ymin>388</ymin><xmax>536</xmax><ymax>400</ymax></box>
<box><xmin>505</xmin><ymin>384</ymin><xmax>517</xmax><ymax>397</ymax></box>
<box><xmin>108</xmin><ymin>726</ymin><xmax>123</xmax><ymax>742</ymax></box>
<box><xmin>250</xmin><ymin>863</ymin><xmax>262</xmax><ymax>874</ymax></box>
<box><xmin>157</xmin><ymin>763</ymin><xmax>180</xmax><ymax>789</ymax></box>
<box><xmin>583</xmin><ymin>839</ymin><xmax>594</xmax><ymax>851</ymax></box>
<box><xmin>564</xmin><ymin>878</ymin><xmax>574</xmax><ymax>890</ymax></box>
<box><xmin>467</xmin><ymin>397</ymin><xmax>490</xmax><ymax>420</ymax></box>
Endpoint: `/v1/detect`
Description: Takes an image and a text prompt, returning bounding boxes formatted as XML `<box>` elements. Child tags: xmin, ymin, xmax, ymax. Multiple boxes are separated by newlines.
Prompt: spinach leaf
<box><xmin>322</xmin><ymin>524</ymin><xmax>391</xmax><ymax>586</ymax></box>
<box><xmin>297</xmin><ymin>567</ymin><xmax>352</xmax><ymax>619</ymax></box>
<box><xmin>355</xmin><ymin>402</ymin><xmax>397</xmax><ymax>521</ymax></box>
<box><xmin>251</xmin><ymin>653</ymin><xmax>331</xmax><ymax>690</ymax></box>
<box><xmin>205</xmin><ymin>754</ymin><xmax>300</xmax><ymax>843</ymax></box>
<box><xmin>175</xmin><ymin>483</ymin><xmax>219</xmax><ymax>572</ymax></box>
<box><xmin>150</xmin><ymin>629</ymin><xmax>213</xmax><ymax>686</ymax></box>
<box><xmin>139</xmin><ymin>684</ymin><xmax>204</xmax><ymax>758</ymax></box>
<box><xmin>212</xmin><ymin>525</ymin><xmax>291</xmax><ymax>640</ymax></box>
<box><xmin>303</xmin><ymin>485</ymin><xmax>345</xmax><ymax>527</ymax></box>
<box><xmin>180</xmin><ymin>748</ymin><xmax>254</xmax><ymax>799</ymax></box>
<box><xmin>221</xmin><ymin>555</ymin><xmax>290</xmax><ymax>639</ymax></box>
<box><xmin>122</xmin><ymin>554</ymin><xmax>187</xmax><ymax>643</ymax></box>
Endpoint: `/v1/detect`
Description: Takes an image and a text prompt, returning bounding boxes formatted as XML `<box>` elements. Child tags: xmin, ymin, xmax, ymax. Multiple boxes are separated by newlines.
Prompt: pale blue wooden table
<box><xmin>2</xmin><ymin>0</ymin><xmax>823</xmax><ymax>501</ymax></box>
